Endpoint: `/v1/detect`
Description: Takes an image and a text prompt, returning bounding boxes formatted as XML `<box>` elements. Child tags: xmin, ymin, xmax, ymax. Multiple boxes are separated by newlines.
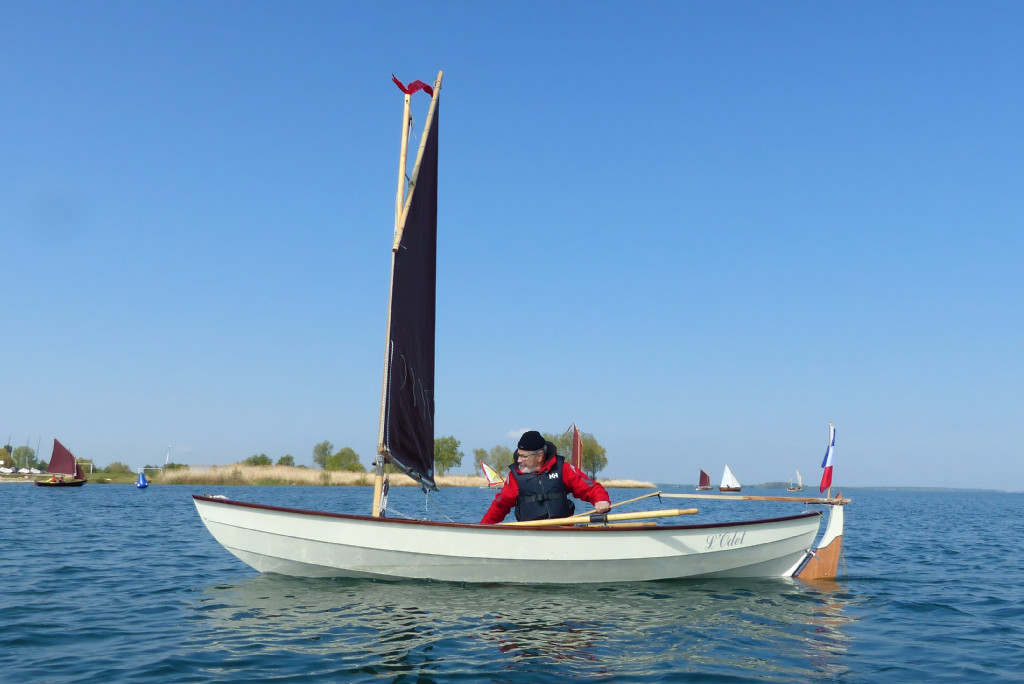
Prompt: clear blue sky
<box><xmin>2</xmin><ymin>2</ymin><xmax>1021</xmax><ymax>490</ymax></box>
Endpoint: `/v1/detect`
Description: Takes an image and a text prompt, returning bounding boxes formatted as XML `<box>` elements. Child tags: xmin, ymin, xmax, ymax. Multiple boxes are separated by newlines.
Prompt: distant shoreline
<box><xmin>3</xmin><ymin>473</ymin><xmax>1015</xmax><ymax>493</ymax></box>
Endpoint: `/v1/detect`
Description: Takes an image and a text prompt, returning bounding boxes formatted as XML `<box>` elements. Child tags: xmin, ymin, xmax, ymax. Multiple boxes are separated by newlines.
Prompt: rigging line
<box><xmin>425</xmin><ymin>490</ymin><xmax>458</xmax><ymax>523</ymax></box>
<box><xmin>379</xmin><ymin>506</ymin><xmax>417</xmax><ymax>521</ymax></box>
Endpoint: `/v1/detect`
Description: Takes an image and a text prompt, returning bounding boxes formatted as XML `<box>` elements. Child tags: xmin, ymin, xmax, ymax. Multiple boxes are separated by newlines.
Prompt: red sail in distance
<box><xmin>570</xmin><ymin>423</ymin><xmax>583</xmax><ymax>471</ymax></box>
<box><xmin>46</xmin><ymin>439</ymin><xmax>79</xmax><ymax>477</ymax></box>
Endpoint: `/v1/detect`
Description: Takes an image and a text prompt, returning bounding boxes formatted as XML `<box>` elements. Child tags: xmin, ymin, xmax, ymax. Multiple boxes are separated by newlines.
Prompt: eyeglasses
<box><xmin>516</xmin><ymin>450</ymin><xmax>543</xmax><ymax>460</ymax></box>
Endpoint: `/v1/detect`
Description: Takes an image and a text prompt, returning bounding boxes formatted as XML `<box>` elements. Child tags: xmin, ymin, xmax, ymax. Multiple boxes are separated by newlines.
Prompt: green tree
<box><xmin>277</xmin><ymin>454</ymin><xmax>295</xmax><ymax>467</ymax></box>
<box><xmin>546</xmin><ymin>430</ymin><xmax>571</xmax><ymax>456</ymax></box>
<box><xmin>12</xmin><ymin>446</ymin><xmax>38</xmax><ymax>470</ymax></box>
<box><xmin>472</xmin><ymin>448</ymin><xmax>488</xmax><ymax>473</ymax></box>
<box><xmin>489</xmin><ymin>445</ymin><xmax>512</xmax><ymax>469</ymax></box>
<box><xmin>579</xmin><ymin>433</ymin><xmax>607</xmax><ymax>479</ymax></box>
<box><xmin>474</xmin><ymin>445</ymin><xmax>512</xmax><ymax>478</ymax></box>
<box><xmin>543</xmin><ymin>430</ymin><xmax>607</xmax><ymax>479</ymax></box>
<box><xmin>104</xmin><ymin>461</ymin><xmax>133</xmax><ymax>474</ymax></box>
<box><xmin>324</xmin><ymin>447</ymin><xmax>365</xmax><ymax>472</ymax></box>
<box><xmin>312</xmin><ymin>440</ymin><xmax>334</xmax><ymax>469</ymax></box>
<box><xmin>243</xmin><ymin>454</ymin><xmax>272</xmax><ymax>466</ymax></box>
<box><xmin>433</xmin><ymin>436</ymin><xmax>463</xmax><ymax>475</ymax></box>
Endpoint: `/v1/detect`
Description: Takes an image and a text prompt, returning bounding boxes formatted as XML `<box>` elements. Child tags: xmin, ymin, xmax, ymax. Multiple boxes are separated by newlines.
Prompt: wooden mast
<box><xmin>373</xmin><ymin>71</ymin><xmax>443</xmax><ymax>516</ymax></box>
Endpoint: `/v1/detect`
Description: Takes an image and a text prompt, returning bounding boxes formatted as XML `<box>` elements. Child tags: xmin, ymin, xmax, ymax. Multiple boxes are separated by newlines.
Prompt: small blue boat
<box><xmin>136</xmin><ymin>469</ymin><xmax>148</xmax><ymax>489</ymax></box>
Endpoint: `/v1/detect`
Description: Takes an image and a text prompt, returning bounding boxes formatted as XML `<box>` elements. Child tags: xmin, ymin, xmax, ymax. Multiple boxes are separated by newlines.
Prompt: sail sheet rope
<box><xmin>377</xmin><ymin>490</ymin><xmax>457</xmax><ymax>523</ymax></box>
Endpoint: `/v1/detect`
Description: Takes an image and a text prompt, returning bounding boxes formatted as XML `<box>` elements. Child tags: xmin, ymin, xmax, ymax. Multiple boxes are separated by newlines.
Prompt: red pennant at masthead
<box><xmin>392</xmin><ymin>74</ymin><xmax>434</xmax><ymax>97</ymax></box>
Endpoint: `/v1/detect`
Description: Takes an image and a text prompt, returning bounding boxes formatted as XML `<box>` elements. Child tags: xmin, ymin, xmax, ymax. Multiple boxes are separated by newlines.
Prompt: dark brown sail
<box><xmin>381</xmin><ymin>88</ymin><xmax>440</xmax><ymax>489</ymax></box>
<box><xmin>47</xmin><ymin>439</ymin><xmax>79</xmax><ymax>476</ymax></box>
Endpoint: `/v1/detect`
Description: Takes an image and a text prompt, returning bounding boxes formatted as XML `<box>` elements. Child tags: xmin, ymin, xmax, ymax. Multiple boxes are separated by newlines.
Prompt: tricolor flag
<box><xmin>819</xmin><ymin>421</ymin><xmax>835</xmax><ymax>493</ymax></box>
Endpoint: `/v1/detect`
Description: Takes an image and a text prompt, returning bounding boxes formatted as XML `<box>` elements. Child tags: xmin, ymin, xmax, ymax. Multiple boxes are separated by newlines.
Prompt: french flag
<box><xmin>819</xmin><ymin>422</ymin><xmax>835</xmax><ymax>493</ymax></box>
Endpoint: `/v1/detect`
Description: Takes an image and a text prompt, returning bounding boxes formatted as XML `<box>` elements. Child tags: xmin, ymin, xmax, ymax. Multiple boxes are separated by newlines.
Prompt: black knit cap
<box><xmin>517</xmin><ymin>430</ymin><xmax>545</xmax><ymax>451</ymax></box>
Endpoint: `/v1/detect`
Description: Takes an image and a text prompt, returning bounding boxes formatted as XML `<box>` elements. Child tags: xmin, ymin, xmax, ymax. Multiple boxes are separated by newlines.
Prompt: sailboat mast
<box><xmin>373</xmin><ymin>89</ymin><xmax>415</xmax><ymax>517</ymax></box>
<box><xmin>373</xmin><ymin>70</ymin><xmax>444</xmax><ymax>516</ymax></box>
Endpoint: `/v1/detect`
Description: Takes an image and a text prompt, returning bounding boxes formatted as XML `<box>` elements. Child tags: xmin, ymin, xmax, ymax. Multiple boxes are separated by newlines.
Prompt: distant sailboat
<box><xmin>568</xmin><ymin>422</ymin><xmax>584</xmax><ymax>471</ymax></box>
<box><xmin>719</xmin><ymin>465</ymin><xmax>741</xmax><ymax>492</ymax></box>
<box><xmin>480</xmin><ymin>462</ymin><xmax>504</xmax><ymax>487</ymax></box>
<box><xmin>34</xmin><ymin>440</ymin><xmax>87</xmax><ymax>488</ymax></box>
<box><xmin>786</xmin><ymin>469</ymin><xmax>803</xmax><ymax>492</ymax></box>
<box><xmin>136</xmin><ymin>469</ymin><xmax>149</xmax><ymax>489</ymax></box>
<box><xmin>696</xmin><ymin>469</ymin><xmax>713</xmax><ymax>491</ymax></box>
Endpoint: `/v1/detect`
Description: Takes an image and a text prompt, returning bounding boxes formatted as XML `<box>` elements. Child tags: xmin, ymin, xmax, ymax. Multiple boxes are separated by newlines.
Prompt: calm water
<box><xmin>3</xmin><ymin>483</ymin><xmax>1022</xmax><ymax>683</ymax></box>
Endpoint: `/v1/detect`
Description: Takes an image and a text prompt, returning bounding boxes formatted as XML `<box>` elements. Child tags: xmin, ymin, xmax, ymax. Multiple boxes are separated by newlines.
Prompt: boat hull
<box><xmin>719</xmin><ymin>487</ymin><xmax>741</xmax><ymax>492</ymax></box>
<box><xmin>34</xmin><ymin>479</ymin><xmax>87</xmax><ymax>487</ymax></box>
<box><xmin>193</xmin><ymin>496</ymin><xmax>822</xmax><ymax>584</ymax></box>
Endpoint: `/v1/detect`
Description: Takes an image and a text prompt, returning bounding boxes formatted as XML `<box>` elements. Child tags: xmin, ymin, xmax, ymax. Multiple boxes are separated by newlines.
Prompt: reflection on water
<box><xmin>6</xmin><ymin>485</ymin><xmax>1020</xmax><ymax>682</ymax></box>
<box><xmin>189</xmin><ymin>574</ymin><xmax>859</xmax><ymax>682</ymax></box>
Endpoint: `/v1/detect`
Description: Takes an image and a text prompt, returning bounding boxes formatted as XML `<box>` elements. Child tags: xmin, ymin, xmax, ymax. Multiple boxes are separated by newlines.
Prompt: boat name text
<box><xmin>705</xmin><ymin>531</ymin><xmax>746</xmax><ymax>550</ymax></box>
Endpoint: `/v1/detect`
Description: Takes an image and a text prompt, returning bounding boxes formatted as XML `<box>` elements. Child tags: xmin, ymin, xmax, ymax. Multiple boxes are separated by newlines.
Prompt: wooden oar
<box><xmin>499</xmin><ymin>507</ymin><xmax>698</xmax><ymax>528</ymax></box>
<box><xmin>660</xmin><ymin>492</ymin><xmax>850</xmax><ymax>504</ymax></box>
<box><xmin>582</xmin><ymin>490</ymin><xmax>662</xmax><ymax>514</ymax></box>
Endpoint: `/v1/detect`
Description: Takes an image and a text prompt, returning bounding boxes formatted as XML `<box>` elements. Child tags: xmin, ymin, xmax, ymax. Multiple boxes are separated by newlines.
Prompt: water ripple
<box><xmin>2</xmin><ymin>485</ymin><xmax>1023</xmax><ymax>682</ymax></box>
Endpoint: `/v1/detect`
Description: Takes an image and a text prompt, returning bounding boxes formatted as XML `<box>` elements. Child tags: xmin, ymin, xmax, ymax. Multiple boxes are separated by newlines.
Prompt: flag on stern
<box><xmin>819</xmin><ymin>422</ymin><xmax>835</xmax><ymax>493</ymax></box>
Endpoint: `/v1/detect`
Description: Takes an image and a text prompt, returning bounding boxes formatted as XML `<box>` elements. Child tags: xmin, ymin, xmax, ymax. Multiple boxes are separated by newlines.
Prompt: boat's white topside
<box><xmin>193</xmin><ymin>495</ymin><xmax>826</xmax><ymax>584</ymax></box>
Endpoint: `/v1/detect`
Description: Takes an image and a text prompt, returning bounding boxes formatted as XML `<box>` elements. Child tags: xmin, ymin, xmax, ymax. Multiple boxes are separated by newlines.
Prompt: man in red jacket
<box><xmin>480</xmin><ymin>430</ymin><xmax>611</xmax><ymax>524</ymax></box>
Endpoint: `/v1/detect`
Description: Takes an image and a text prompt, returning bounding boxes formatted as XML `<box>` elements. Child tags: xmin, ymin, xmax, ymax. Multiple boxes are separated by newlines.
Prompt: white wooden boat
<box><xmin>192</xmin><ymin>494</ymin><xmax>844</xmax><ymax>582</ymax></box>
<box><xmin>192</xmin><ymin>70</ymin><xmax>848</xmax><ymax>584</ymax></box>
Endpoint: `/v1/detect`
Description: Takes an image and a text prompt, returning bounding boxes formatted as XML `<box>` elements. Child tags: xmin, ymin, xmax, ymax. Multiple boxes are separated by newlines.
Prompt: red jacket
<box><xmin>480</xmin><ymin>456</ymin><xmax>610</xmax><ymax>524</ymax></box>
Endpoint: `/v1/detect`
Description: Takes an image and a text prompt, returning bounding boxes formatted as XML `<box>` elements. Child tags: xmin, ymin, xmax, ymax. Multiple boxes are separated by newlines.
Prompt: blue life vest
<box><xmin>509</xmin><ymin>455</ymin><xmax>576</xmax><ymax>521</ymax></box>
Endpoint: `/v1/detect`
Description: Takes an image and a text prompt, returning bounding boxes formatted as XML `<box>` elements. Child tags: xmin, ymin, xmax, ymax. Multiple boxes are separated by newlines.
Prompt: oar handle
<box><xmin>499</xmin><ymin>507</ymin><xmax>698</xmax><ymax>528</ymax></box>
<box><xmin>661</xmin><ymin>492</ymin><xmax>851</xmax><ymax>504</ymax></box>
<box><xmin>583</xmin><ymin>490</ymin><xmax>662</xmax><ymax>515</ymax></box>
